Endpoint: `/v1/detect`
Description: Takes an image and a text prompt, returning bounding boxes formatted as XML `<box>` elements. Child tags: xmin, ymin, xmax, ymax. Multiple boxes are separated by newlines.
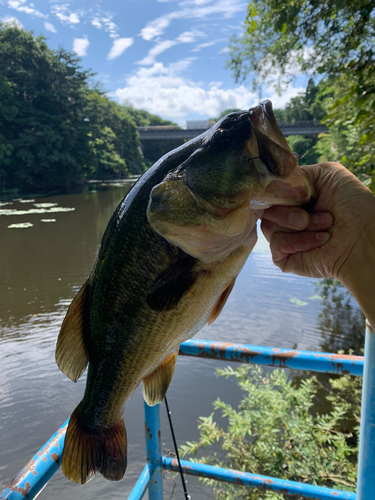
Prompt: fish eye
<box><xmin>213</xmin><ymin>129</ymin><xmax>234</xmax><ymax>150</ymax></box>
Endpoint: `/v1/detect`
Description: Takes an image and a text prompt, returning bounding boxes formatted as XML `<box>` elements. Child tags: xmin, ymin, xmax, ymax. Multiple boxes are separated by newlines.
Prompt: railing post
<box><xmin>144</xmin><ymin>402</ymin><xmax>163</xmax><ymax>500</ymax></box>
<box><xmin>357</xmin><ymin>321</ymin><xmax>375</xmax><ymax>499</ymax></box>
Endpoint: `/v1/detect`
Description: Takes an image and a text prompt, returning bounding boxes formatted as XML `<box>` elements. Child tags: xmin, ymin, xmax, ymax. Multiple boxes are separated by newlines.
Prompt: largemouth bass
<box><xmin>56</xmin><ymin>100</ymin><xmax>314</xmax><ymax>484</ymax></box>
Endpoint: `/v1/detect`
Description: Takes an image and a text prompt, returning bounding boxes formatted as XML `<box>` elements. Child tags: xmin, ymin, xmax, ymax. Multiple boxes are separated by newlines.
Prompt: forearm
<box><xmin>340</xmin><ymin>231</ymin><xmax>375</xmax><ymax>331</ymax></box>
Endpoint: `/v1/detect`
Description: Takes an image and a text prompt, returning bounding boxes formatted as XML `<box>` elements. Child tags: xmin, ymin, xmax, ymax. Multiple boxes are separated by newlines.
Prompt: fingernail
<box><xmin>312</xmin><ymin>212</ymin><xmax>333</xmax><ymax>226</ymax></box>
<box><xmin>315</xmin><ymin>232</ymin><xmax>331</xmax><ymax>242</ymax></box>
<box><xmin>288</xmin><ymin>211</ymin><xmax>309</xmax><ymax>228</ymax></box>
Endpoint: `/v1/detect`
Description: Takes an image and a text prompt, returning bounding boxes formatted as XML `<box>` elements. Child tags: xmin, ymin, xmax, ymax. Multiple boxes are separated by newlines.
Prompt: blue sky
<box><xmin>1</xmin><ymin>0</ymin><xmax>309</xmax><ymax>125</ymax></box>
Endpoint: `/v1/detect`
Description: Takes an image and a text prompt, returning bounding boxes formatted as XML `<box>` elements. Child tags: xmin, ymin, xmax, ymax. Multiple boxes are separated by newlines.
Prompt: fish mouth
<box><xmin>245</xmin><ymin>100</ymin><xmax>298</xmax><ymax>178</ymax></box>
<box><xmin>241</xmin><ymin>101</ymin><xmax>316</xmax><ymax>207</ymax></box>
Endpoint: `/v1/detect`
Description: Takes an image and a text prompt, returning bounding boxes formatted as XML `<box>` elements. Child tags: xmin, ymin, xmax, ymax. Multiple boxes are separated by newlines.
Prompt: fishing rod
<box><xmin>164</xmin><ymin>396</ymin><xmax>191</xmax><ymax>500</ymax></box>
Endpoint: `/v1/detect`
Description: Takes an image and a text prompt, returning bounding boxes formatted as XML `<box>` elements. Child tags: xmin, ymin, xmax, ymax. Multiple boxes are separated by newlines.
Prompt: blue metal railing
<box><xmin>1</xmin><ymin>325</ymin><xmax>374</xmax><ymax>499</ymax></box>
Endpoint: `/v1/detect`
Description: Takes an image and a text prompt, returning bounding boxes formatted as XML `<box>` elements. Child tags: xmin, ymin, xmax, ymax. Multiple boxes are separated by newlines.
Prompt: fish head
<box><xmin>147</xmin><ymin>100</ymin><xmax>315</xmax><ymax>263</ymax></box>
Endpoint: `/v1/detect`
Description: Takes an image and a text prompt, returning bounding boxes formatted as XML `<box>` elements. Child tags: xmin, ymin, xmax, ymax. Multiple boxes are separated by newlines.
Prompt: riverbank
<box><xmin>0</xmin><ymin>175</ymin><xmax>141</xmax><ymax>203</ymax></box>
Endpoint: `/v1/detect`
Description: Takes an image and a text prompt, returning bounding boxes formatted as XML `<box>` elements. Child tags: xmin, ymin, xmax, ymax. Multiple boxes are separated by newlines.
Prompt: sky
<box><xmin>1</xmin><ymin>0</ymin><xmax>310</xmax><ymax>126</ymax></box>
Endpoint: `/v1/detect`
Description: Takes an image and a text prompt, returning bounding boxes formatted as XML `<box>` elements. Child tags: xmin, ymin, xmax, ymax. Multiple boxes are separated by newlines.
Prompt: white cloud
<box><xmin>115</xmin><ymin>61</ymin><xmax>251</xmax><ymax>118</ymax></box>
<box><xmin>139</xmin><ymin>0</ymin><xmax>245</xmax><ymax>40</ymax></box>
<box><xmin>176</xmin><ymin>30</ymin><xmax>205</xmax><ymax>43</ymax></box>
<box><xmin>8</xmin><ymin>0</ymin><xmax>47</xmax><ymax>18</ymax></box>
<box><xmin>52</xmin><ymin>5</ymin><xmax>80</xmax><ymax>26</ymax></box>
<box><xmin>44</xmin><ymin>22</ymin><xmax>57</xmax><ymax>33</ymax></box>
<box><xmin>107</xmin><ymin>38</ymin><xmax>134</xmax><ymax>60</ymax></box>
<box><xmin>140</xmin><ymin>16</ymin><xmax>173</xmax><ymax>41</ymax></box>
<box><xmin>137</xmin><ymin>40</ymin><xmax>177</xmax><ymax>66</ymax></box>
<box><xmin>73</xmin><ymin>36</ymin><xmax>89</xmax><ymax>56</ymax></box>
<box><xmin>92</xmin><ymin>19</ymin><xmax>102</xmax><ymax>29</ymax></box>
<box><xmin>91</xmin><ymin>14</ymin><xmax>119</xmax><ymax>39</ymax></box>
<box><xmin>115</xmin><ymin>60</ymin><xmax>304</xmax><ymax>122</ymax></box>
<box><xmin>192</xmin><ymin>41</ymin><xmax>216</xmax><ymax>52</ymax></box>
<box><xmin>2</xmin><ymin>15</ymin><xmax>23</xmax><ymax>28</ymax></box>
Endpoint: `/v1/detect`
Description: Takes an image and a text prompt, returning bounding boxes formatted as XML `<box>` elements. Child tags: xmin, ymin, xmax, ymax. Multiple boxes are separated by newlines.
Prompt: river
<box><xmin>0</xmin><ymin>181</ymin><xmax>359</xmax><ymax>499</ymax></box>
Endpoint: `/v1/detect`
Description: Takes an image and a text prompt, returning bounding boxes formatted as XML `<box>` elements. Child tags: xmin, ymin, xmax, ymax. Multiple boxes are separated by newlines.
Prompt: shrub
<box><xmin>180</xmin><ymin>365</ymin><xmax>360</xmax><ymax>499</ymax></box>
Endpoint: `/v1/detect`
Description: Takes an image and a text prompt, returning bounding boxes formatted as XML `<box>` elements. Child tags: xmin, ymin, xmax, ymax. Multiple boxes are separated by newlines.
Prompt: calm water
<box><xmin>0</xmin><ymin>182</ymin><xmax>335</xmax><ymax>499</ymax></box>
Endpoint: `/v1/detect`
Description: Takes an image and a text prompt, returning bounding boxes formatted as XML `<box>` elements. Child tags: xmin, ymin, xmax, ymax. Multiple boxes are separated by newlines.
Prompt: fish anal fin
<box><xmin>143</xmin><ymin>350</ymin><xmax>178</xmax><ymax>406</ymax></box>
<box><xmin>208</xmin><ymin>278</ymin><xmax>236</xmax><ymax>325</ymax></box>
<box><xmin>147</xmin><ymin>255</ymin><xmax>197</xmax><ymax>312</ymax></box>
<box><xmin>55</xmin><ymin>279</ymin><xmax>89</xmax><ymax>382</ymax></box>
<box><xmin>62</xmin><ymin>406</ymin><xmax>127</xmax><ymax>484</ymax></box>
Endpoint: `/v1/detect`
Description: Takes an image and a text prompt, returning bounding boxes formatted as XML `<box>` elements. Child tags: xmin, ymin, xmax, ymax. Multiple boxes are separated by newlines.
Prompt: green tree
<box><xmin>227</xmin><ymin>0</ymin><xmax>375</xmax><ymax>190</ymax></box>
<box><xmin>0</xmin><ymin>22</ymin><xmax>93</xmax><ymax>192</ymax></box>
<box><xmin>0</xmin><ymin>23</ymin><xmax>147</xmax><ymax>194</ymax></box>
<box><xmin>85</xmin><ymin>93</ymin><xmax>145</xmax><ymax>177</ymax></box>
<box><xmin>227</xmin><ymin>0</ymin><xmax>375</xmax><ymax>88</ymax></box>
<box><xmin>272</xmin><ymin>80</ymin><xmax>327</xmax><ymax>165</ymax></box>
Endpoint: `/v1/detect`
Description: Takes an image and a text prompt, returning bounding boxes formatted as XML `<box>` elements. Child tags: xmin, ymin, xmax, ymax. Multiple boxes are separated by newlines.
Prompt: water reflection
<box><xmin>317</xmin><ymin>279</ymin><xmax>365</xmax><ymax>355</ymax></box>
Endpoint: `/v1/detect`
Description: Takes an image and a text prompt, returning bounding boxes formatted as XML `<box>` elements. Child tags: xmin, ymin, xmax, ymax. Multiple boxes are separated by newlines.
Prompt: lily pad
<box><xmin>309</xmin><ymin>294</ymin><xmax>322</xmax><ymax>300</ymax></box>
<box><xmin>0</xmin><ymin>207</ymin><xmax>75</xmax><ymax>216</ymax></box>
<box><xmin>290</xmin><ymin>298</ymin><xmax>308</xmax><ymax>307</ymax></box>
<box><xmin>34</xmin><ymin>203</ymin><xmax>58</xmax><ymax>208</ymax></box>
<box><xmin>8</xmin><ymin>222</ymin><xmax>34</xmax><ymax>229</ymax></box>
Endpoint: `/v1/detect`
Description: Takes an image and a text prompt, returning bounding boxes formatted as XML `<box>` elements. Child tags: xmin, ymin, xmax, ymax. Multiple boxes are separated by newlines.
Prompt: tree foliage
<box><xmin>85</xmin><ymin>93</ymin><xmax>144</xmax><ymax>177</ymax></box>
<box><xmin>227</xmin><ymin>0</ymin><xmax>375</xmax><ymax>190</ymax></box>
<box><xmin>0</xmin><ymin>23</ymin><xmax>92</xmax><ymax>192</ymax></box>
<box><xmin>0</xmin><ymin>23</ymin><xmax>147</xmax><ymax>194</ymax></box>
<box><xmin>181</xmin><ymin>365</ymin><xmax>360</xmax><ymax>499</ymax></box>
<box><xmin>228</xmin><ymin>0</ymin><xmax>375</xmax><ymax>87</ymax></box>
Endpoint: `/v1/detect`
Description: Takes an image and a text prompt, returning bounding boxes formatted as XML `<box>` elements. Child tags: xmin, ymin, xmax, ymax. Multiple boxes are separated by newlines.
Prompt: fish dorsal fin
<box><xmin>147</xmin><ymin>255</ymin><xmax>197</xmax><ymax>312</ymax></box>
<box><xmin>143</xmin><ymin>350</ymin><xmax>178</xmax><ymax>406</ymax></box>
<box><xmin>55</xmin><ymin>279</ymin><xmax>90</xmax><ymax>382</ymax></box>
<box><xmin>208</xmin><ymin>278</ymin><xmax>236</xmax><ymax>325</ymax></box>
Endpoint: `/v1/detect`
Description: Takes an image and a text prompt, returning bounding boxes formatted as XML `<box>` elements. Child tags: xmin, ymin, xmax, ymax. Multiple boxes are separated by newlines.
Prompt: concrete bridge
<box><xmin>137</xmin><ymin>122</ymin><xmax>327</xmax><ymax>141</ymax></box>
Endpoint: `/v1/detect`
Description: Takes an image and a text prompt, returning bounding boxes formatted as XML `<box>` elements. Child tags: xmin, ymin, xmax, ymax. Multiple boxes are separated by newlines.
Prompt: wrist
<box><xmin>340</xmin><ymin>223</ymin><xmax>375</xmax><ymax>330</ymax></box>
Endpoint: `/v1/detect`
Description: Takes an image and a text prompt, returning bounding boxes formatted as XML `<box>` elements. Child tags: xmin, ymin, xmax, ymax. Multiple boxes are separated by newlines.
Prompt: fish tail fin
<box><xmin>62</xmin><ymin>406</ymin><xmax>127</xmax><ymax>484</ymax></box>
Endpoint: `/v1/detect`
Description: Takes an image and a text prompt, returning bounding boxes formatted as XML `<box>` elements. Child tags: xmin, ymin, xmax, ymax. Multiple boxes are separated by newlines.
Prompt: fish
<box><xmin>55</xmin><ymin>100</ymin><xmax>315</xmax><ymax>484</ymax></box>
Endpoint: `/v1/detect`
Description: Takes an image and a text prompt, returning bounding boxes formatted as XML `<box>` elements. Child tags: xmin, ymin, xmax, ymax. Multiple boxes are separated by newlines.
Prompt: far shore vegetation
<box><xmin>0</xmin><ymin>22</ymin><xmax>184</xmax><ymax>197</ymax></box>
<box><xmin>3</xmin><ymin>20</ymin><xmax>372</xmax><ymax>198</ymax></box>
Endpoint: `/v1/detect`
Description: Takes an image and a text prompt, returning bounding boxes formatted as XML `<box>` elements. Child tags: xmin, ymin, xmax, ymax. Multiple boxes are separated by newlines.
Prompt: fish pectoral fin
<box><xmin>147</xmin><ymin>254</ymin><xmax>197</xmax><ymax>311</ymax></box>
<box><xmin>62</xmin><ymin>405</ymin><xmax>127</xmax><ymax>484</ymax></box>
<box><xmin>55</xmin><ymin>279</ymin><xmax>89</xmax><ymax>382</ymax></box>
<box><xmin>143</xmin><ymin>350</ymin><xmax>178</xmax><ymax>406</ymax></box>
<box><xmin>208</xmin><ymin>277</ymin><xmax>236</xmax><ymax>325</ymax></box>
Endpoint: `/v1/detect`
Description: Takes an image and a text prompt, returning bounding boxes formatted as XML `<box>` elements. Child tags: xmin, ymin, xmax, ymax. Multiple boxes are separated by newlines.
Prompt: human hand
<box><xmin>261</xmin><ymin>162</ymin><xmax>375</xmax><ymax>286</ymax></box>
